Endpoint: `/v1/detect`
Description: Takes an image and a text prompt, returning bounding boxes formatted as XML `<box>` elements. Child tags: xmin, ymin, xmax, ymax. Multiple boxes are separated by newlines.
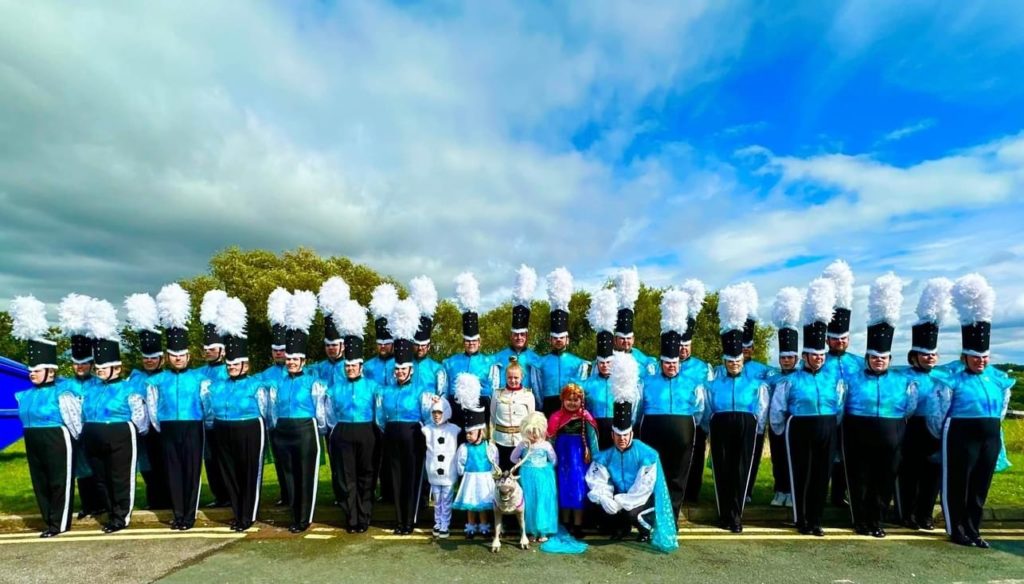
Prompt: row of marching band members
<box><xmin>10</xmin><ymin>262</ymin><xmax>1013</xmax><ymax>550</ymax></box>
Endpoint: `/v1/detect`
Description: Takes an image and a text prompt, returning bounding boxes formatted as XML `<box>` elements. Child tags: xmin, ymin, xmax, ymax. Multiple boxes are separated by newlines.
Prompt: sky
<box><xmin>2</xmin><ymin>1</ymin><xmax>1023</xmax><ymax>361</ymax></box>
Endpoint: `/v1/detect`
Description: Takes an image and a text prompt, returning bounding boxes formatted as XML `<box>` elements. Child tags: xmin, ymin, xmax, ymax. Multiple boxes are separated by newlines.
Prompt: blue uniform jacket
<box><xmin>377</xmin><ymin>377</ymin><xmax>432</xmax><ymax>427</ymax></box>
<box><xmin>83</xmin><ymin>378</ymin><xmax>149</xmax><ymax>432</ymax></box>
<box><xmin>844</xmin><ymin>368</ymin><xmax>917</xmax><ymax>419</ymax></box>
<box><xmin>364</xmin><ymin>356</ymin><xmax>395</xmax><ymax>388</ymax></box>
<box><xmin>769</xmin><ymin>366</ymin><xmax>846</xmax><ymax>435</ymax></box>
<box><xmin>325</xmin><ymin>376</ymin><xmax>381</xmax><ymax>425</ymax></box>
<box><xmin>443</xmin><ymin>352</ymin><xmax>497</xmax><ymax>399</ymax></box>
<box><xmin>148</xmin><ymin>368</ymin><xmax>211</xmax><ymax>425</ymax></box>
<box><xmin>641</xmin><ymin>372</ymin><xmax>706</xmax><ymax>417</ymax></box>
<box><xmin>706</xmin><ymin>367</ymin><xmax>770</xmax><ymax>433</ymax></box>
<box><xmin>532</xmin><ymin>351</ymin><xmax>591</xmax><ymax>401</ymax></box>
<box><xmin>269</xmin><ymin>370</ymin><xmax>327</xmax><ymax>431</ymax></box>
<box><xmin>413</xmin><ymin>356</ymin><xmax>446</xmax><ymax>396</ymax></box>
<box><xmin>207</xmin><ymin>375</ymin><xmax>269</xmax><ymax>422</ymax></box>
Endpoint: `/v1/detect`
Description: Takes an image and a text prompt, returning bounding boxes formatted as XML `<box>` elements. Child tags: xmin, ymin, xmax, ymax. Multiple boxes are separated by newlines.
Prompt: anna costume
<box><xmin>547</xmin><ymin>383</ymin><xmax>599</xmax><ymax>511</ymax></box>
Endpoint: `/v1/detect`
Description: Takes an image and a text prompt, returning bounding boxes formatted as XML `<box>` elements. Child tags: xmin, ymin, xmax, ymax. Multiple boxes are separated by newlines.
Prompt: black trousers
<box><xmin>710</xmin><ymin>413</ymin><xmax>757</xmax><ymax>528</ymax></box>
<box><xmin>275</xmin><ymin>418</ymin><xmax>321</xmax><ymax>529</ymax></box>
<box><xmin>330</xmin><ymin>422</ymin><xmax>378</xmax><ymax>528</ymax></box>
<box><xmin>385</xmin><ymin>421</ymin><xmax>425</xmax><ymax>529</ymax></box>
<box><xmin>640</xmin><ymin>414</ymin><xmax>695</xmax><ymax>524</ymax></box>
<box><xmin>205</xmin><ymin>425</ymin><xmax>231</xmax><ymax>504</ymax></box>
<box><xmin>214</xmin><ymin>418</ymin><xmax>266</xmax><ymax>529</ymax></box>
<box><xmin>161</xmin><ymin>420</ymin><xmax>205</xmax><ymax>526</ymax></box>
<box><xmin>769</xmin><ymin>427</ymin><xmax>791</xmax><ymax>494</ymax></box>
<box><xmin>842</xmin><ymin>415</ymin><xmax>905</xmax><ymax>530</ymax></box>
<box><xmin>785</xmin><ymin>415</ymin><xmax>837</xmax><ymax>530</ymax></box>
<box><xmin>746</xmin><ymin>432</ymin><xmax>765</xmax><ymax>499</ymax></box>
<box><xmin>595</xmin><ymin>418</ymin><xmax>614</xmax><ymax>450</ymax></box>
<box><xmin>942</xmin><ymin>417</ymin><xmax>1001</xmax><ymax>540</ymax></box>
<box><xmin>606</xmin><ymin>495</ymin><xmax>656</xmax><ymax>535</ymax></box>
<box><xmin>683</xmin><ymin>425</ymin><xmax>707</xmax><ymax>502</ymax></box>
<box><xmin>270</xmin><ymin>427</ymin><xmax>292</xmax><ymax>505</ymax></box>
<box><xmin>897</xmin><ymin>416</ymin><xmax>941</xmax><ymax>525</ymax></box>
<box><xmin>83</xmin><ymin>422</ymin><xmax>138</xmax><ymax>529</ymax></box>
<box><xmin>25</xmin><ymin>427</ymin><xmax>76</xmax><ymax>533</ymax></box>
<box><xmin>141</xmin><ymin>430</ymin><xmax>171</xmax><ymax>509</ymax></box>
<box><xmin>75</xmin><ymin>444</ymin><xmax>106</xmax><ymax>515</ymax></box>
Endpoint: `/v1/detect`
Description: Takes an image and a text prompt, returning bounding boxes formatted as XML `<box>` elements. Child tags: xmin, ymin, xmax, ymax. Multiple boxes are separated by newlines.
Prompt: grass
<box><xmin>2</xmin><ymin>420</ymin><xmax>1023</xmax><ymax>517</ymax></box>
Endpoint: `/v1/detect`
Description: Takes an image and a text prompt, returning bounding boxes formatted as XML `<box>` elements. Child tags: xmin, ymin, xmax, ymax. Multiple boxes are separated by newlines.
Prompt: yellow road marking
<box><xmin>0</xmin><ymin>533</ymin><xmax>245</xmax><ymax>545</ymax></box>
<box><xmin>304</xmin><ymin>534</ymin><xmax>335</xmax><ymax>540</ymax></box>
<box><xmin>372</xmin><ymin>535</ymin><xmax>431</xmax><ymax>541</ymax></box>
<box><xmin>679</xmin><ymin>527</ymin><xmax>1024</xmax><ymax>535</ymax></box>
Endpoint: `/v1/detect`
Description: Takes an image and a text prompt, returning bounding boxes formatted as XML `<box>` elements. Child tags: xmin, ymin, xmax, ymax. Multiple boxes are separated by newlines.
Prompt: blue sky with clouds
<box><xmin>2</xmin><ymin>1</ymin><xmax>1023</xmax><ymax>360</ymax></box>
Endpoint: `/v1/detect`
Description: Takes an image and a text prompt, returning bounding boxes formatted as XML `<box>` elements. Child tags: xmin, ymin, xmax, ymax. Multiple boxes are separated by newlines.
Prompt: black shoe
<box><xmin>103</xmin><ymin>523</ymin><xmax>124</xmax><ymax>534</ymax></box>
<box><xmin>871</xmin><ymin>528</ymin><xmax>886</xmax><ymax>539</ymax></box>
<box><xmin>951</xmin><ymin>534</ymin><xmax>974</xmax><ymax>547</ymax></box>
<box><xmin>39</xmin><ymin>530</ymin><xmax>59</xmax><ymax>538</ymax></box>
<box><xmin>76</xmin><ymin>511</ymin><xmax>88</xmax><ymax>520</ymax></box>
<box><xmin>228</xmin><ymin>520</ymin><xmax>238</xmax><ymax>530</ymax></box>
<box><xmin>854</xmin><ymin>524</ymin><xmax>872</xmax><ymax>536</ymax></box>
<box><xmin>570</xmin><ymin>526</ymin><xmax>585</xmax><ymax>540</ymax></box>
<box><xmin>288</xmin><ymin>524</ymin><xmax>309</xmax><ymax>534</ymax></box>
<box><xmin>903</xmin><ymin>519</ymin><xmax>920</xmax><ymax>530</ymax></box>
<box><xmin>729</xmin><ymin>524</ymin><xmax>743</xmax><ymax>534</ymax></box>
<box><xmin>636</xmin><ymin>531</ymin><xmax>651</xmax><ymax>543</ymax></box>
<box><xmin>392</xmin><ymin>527</ymin><xmax>403</xmax><ymax>535</ymax></box>
<box><xmin>972</xmin><ymin>537</ymin><xmax>990</xmax><ymax>549</ymax></box>
<box><xmin>403</xmin><ymin>525</ymin><xmax>415</xmax><ymax>535</ymax></box>
<box><xmin>170</xmin><ymin>521</ymin><xmax>180</xmax><ymax>531</ymax></box>
<box><xmin>920</xmin><ymin>520</ymin><xmax>935</xmax><ymax>531</ymax></box>
<box><xmin>346</xmin><ymin>526</ymin><xmax>356</xmax><ymax>534</ymax></box>
<box><xmin>179</xmin><ymin>522</ymin><xmax>195</xmax><ymax>531</ymax></box>
<box><xmin>809</xmin><ymin>527</ymin><xmax>825</xmax><ymax>537</ymax></box>
<box><xmin>357</xmin><ymin>524</ymin><xmax>369</xmax><ymax>533</ymax></box>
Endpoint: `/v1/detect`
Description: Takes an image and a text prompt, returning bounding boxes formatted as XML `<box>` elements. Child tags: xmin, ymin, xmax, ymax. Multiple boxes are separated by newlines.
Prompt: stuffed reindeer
<box><xmin>491</xmin><ymin>461</ymin><xmax>529</xmax><ymax>552</ymax></box>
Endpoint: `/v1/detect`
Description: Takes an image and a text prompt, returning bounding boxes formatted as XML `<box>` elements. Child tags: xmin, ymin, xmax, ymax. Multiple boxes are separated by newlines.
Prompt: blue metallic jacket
<box><xmin>364</xmin><ymin>356</ymin><xmax>395</xmax><ymax>387</ymax></box>
<box><xmin>378</xmin><ymin>377</ymin><xmax>432</xmax><ymax>426</ymax></box>
<box><xmin>532</xmin><ymin>351</ymin><xmax>591</xmax><ymax>399</ymax></box>
<box><xmin>197</xmin><ymin>363</ymin><xmax>229</xmax><ymax>383</ymax></box>
<box><xmin>148</xmin><ymin>368</ymin><xmax>211</xmax><ymax>424</ymax></box>
<box><xmin>58</xmin><ymin>375</ymin><xmax>97</xmax><ymax>399</ymax></box>
<box><xmin>940</xmin><ymin>366</ymin><xmax>1014</xmax><ymax>420</ymax></box>
<box><xmin>679</xmin><ymin>356</ymin><xmax>714</xmax><ymax>385</ymax></box>
<box><xmin>257</xmin><ymin>363</ymin><xmax>287</xmax><ymax>386</ymax></box>
<box><xmin>707</xmin><ymin>368</ymin><xmax>770</xmax><ymax>433</ymax></box>
<box><xmin>843</xmin><ymin>368</ymin><xmax>917</xmax><ymax>419</ymax></box>
<box><xmin>743</xmin><ymin>360</ymin><xmax>772</xmax><ymax>381</ymax></box>
<box><xmin>825</xmin><ymin>352</ymin><xmax>865</xmax><ymax>383</ymax></box>
<box><xmin>207</xmin><ymin>375</ymin><xmax>269</xmax><ymax>422</ymax></box>
<box><xmin>270</xmin><ymin>370</ymin><xmax>327</xmax><ymax>427</ymax></box>
<box><xmin>582</xmin><ymin>374</ymin><xmax>615</xmax><ymax>419</ymax></box>
<box><xmin>443</xmin><ymin>352</ymin><xmax>496</xmax><ymax>398</ymax></box>
<box><xmin>641</xmin><ymin>372</ymin><xmax>706</xmax><ymax>417</ymax></box>
<box><xmin>769</xmin><ymin>366</ymin><xmax>846</xmax><ymax>435</ymax></box>
<box><xmin>17</xmin><ymin>383</ymin><xmax>81</xmax><ymax>435</ymax></box>
<box><xmin>83</xmin><ymin>378</ymin><xmax>149</xmax><ymax>432</ymax></box>
<box><xmin>326</xmin><ymin>376</ymin><xmax>381</xmax><ymax>425</ymax></box>
<box><xmin>309</xmin><ymin>358</ymin><xmax>345</xmax><ymax>385</ymax></box>
<box><xmin>492</xmin><ymin>347</ymin><xmax>542</xmax><ymax>383</ymax></box>
<box><xmin>413</xmin><ymin>356</ymin><xmax>446</xmax><ymax>396</ymax></box>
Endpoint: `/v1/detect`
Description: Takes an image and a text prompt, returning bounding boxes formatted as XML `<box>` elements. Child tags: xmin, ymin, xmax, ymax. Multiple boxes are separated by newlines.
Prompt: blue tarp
<box><xmin>0</xmin><ymin>356</ymin><xmax>29</xmax><ymax>451</ymax></box>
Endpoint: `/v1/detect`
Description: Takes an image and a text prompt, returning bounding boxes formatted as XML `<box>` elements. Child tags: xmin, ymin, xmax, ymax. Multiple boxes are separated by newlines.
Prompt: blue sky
<box><xmin>2</xmin><ymin>1</ymin><xmax>1023</xmax><ymax>360</ymax></box>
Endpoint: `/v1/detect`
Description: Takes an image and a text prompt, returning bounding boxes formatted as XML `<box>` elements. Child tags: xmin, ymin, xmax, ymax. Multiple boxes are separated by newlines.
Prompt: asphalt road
<box><xmin>1</xmin><ymin>525</ymin><xmax>1022</xmax><ymax>584</ymax></box>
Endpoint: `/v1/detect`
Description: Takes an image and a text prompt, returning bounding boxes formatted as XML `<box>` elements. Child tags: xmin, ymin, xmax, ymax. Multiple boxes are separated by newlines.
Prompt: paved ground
<box><xmin>1</xmin><ymin>524</ymin><xmax>1022</xmax><ymax>584</ymax></box>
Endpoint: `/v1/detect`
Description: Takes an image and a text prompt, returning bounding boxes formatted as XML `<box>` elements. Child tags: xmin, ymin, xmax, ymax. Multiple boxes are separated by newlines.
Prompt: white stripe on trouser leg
<box><xmin>126</xmin><ymin>423</ymin><xmax>138</xmax><ymax>526</ymax></box>
<box><xmin>784</xmin><ymin>417</ymin><xmax>797</xmax><ymax>524</ymax></box>
<box><xmin>194</xmin><ymin>425</ymin><xmax>205</xmax><ymax>518</ymax></box>
<box><xmin>840</xmin><ymin>424</ymin><xmax>855</xmax><ymax>525</ymax></box>
<box><xmin>309</xmin><ymin>419</ymin><xmax>320</xmax><ymax>525</ymax></box>
<box><xmin>941</xmin><ymin>418</ymin><xmax>952</xmax><ymax>536</ymax></box>
<box><xmin>60</xmin><ymin>426</ymin><xmax>73</xmax><ymax>533</ymax></box>
<box><xmin>709</xmin><ymin>416</ymin><xmax>720</xmax><ymax>517</ymax></box>
<box><xmin>253</xmin><ymin>417</ymin><xmax>266</xmax><ymax>523</ymax></box>
<box><xmin>741</xmin><ymin>414</ymin><xmax>757</xmax><ymax>515</ymax></box>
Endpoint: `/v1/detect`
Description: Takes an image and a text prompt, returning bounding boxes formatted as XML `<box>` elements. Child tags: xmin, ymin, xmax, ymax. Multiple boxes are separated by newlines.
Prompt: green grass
<box><xmin>2</xmin><ymin>421</ymin><xmax>1023</xmax><ymax>517</ymax></box>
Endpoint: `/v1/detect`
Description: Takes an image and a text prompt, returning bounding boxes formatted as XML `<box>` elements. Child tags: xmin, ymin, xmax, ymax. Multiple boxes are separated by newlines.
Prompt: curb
<box><xmin>4</xmin><ymin>504</ymin><xmax>1023</xmax><ymax>532</ymax></box>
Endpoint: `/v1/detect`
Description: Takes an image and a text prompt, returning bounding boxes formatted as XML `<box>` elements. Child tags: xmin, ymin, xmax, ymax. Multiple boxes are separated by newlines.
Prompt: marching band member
<box><xmin>534</xmin><ymin>268</ymin><xmax>590</xmax><ymax>416</ymax></box>
<box><xmin>199</xmin><ymin>290</ymin><xmax>231</xmax><ymax>509</ymax></box>
<box><xmin>583</xmin><ymin>289</ymin><xmax>627</xmax><ymax>448</ymax></box>
<box><xmin>312</xmin><ymin>276</ymin><xmax>351</xmax><ymax>383</ymax></box>
<box><xmin>680</xmin><ymin>279</ymin><xmax>714</xmax><ymax>504</ymax></box>
<box><xmin>365</xmin><ymin>283</ymin><xmax>398</xmax><ymax>387</ymax></box>
<box><xmin>613</xmin><ymin>267</ymin><xmax>656</xmax><ymax>374</ymax></box>
<box><xmin>492</xmin><ymin>265</ymin><xmax>542</xmax><ymax>386</ymax></box>
<box><xmin>766</xmin><ymin>287</ymin><xmax>803</xmax><ymax>507</ymax></box>
<box><xmin>443</xmin><ymin>272</ymin><xmax>496</xmax><ymax>428</ymax></box>
<box><xmin>410</xmin><ymin>276</ymin><xmax>445</xmax><ymax>394</ymax></box>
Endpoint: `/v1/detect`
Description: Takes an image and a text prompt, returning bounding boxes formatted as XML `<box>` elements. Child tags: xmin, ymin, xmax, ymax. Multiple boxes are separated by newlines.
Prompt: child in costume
<box><xmin>547</xmin><ymin>382</ymin><xmax>599</xmax><ymax>538</ymax></box>
<box><xmin>511</xmin><ymin>412</ymin><xmax>559</xmax><ymax>542</ymax></box>
<box><xmin>422</xmin><ymin>395</ymin><xmax>460</xmax><ymax>538</ymax></box>
<box><xmin>452</xmin><ymin>374</ymin><xmax>499</xmax><ymax>539</ymax></box>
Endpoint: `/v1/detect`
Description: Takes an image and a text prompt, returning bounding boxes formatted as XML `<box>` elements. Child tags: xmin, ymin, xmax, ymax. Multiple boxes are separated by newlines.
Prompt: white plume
<box><xmin>952</xmin><ymin>273</ymin><xmax>996</xmax><ymax>325</ymax></box>
<box><xmin>409</xmin><ymin>276</ymin><xmax>438</xmax><ymax>317</ymax></box>
<box><xmin>660</xmin><ymin>289</ymin><xmax>690</xmax><ymax>334</ymax></box>
<box><xmin>546</xmin><ymin>267</ymin><xmax>574</xmax><ymax>311</ymax></box>
<box><xmin>737</xmin><ymin>281</ymin><xmax>759</xmax><ymax>320</ymax></box>
<box><xmin>58</xmin><ymin>293</ymin><xmax>93</xmax><ymax>336</ymax></box>
<box><xmin>512</xmin><ymin>264</ymin><xmax>538</xmax><ymax>308</ymax></box>
<box><xmin>124</xmin><ymin>293</ymin><xmax>159</xmax><ymax>332</ymax></box>
<box><xmin>771</xmin><ymin>287</ymin><xmax>803</xmax><ymax>330</ymax></box>
<box><xmin>216</xmin><ymin>297</ymin><xmax>247</xmax><ymax>338</ymax></box>
<box><xmin>369</xmin><ymin>283</ymin><xmax>399</xmax><ymax>319</ymax></box>
<box><xmin>87</xmin><ymin>298</ymin><xmax>120</xmax><ymax>342</ymax></box>
<box><xmin>453</xmin><ymin>272</ymin><xmax>481</xmax><ymax>313</ymax></box>
<box><xmin>10</xmin><ymin>296</ymin><xmax>49</xmax><ymax>341</ymax></box>
<box><xmin>156</xmin><ymin>283</ymin><xmax>192</xmax><ymax>329</ymax></box>
<box><xmin>454</xmin><ymin>372</ymin><xmax>482</xmax><ymax>409</ymax></box>
<box><xmin>335</xmin><ymin>299</ymin><xmax>368</xmax><ymax>337</ymax></box>
<box><xmin>267</xmin><ymin>287</ymin><xmax>291</xmax><ymax>327</ymax></box>
<box><xmin>915</xmin><ymin>277</ymin><xmax>953</xmax><ymax>325</ymax></box>
<box><xmin>286</xmin><ymin>290</ymin><xmax>318</xmax><ymax>333</ymax></box>
<box><xmin>318</xmin><ymin>277</ymin><xmax>351</xmax><ymax>317</ymax></box>
<box><xmin>803</xmin><ymin>278</ymin><xmax>836</xmax><ymax>326</ymax></box>
<box><xmin>681</xmin><ymin>279</ymin><xmax>707</xmax><ymax>318</ymax></box>
<box><xmin>822</xmin><ymin>260</ymin><xmax>854</xmax><ymax>309</ymax></box>
<box><xmin>587</xmin><ymin>289</ymin><xmax>618</xmax><ymax>334</ymax></box>
<box><xmin>614</xmin><ymin>267</ymin><xmax>640</xmax><ymax>310</ymax></box>
<box><xmin>610</xmin><ymin>351</ymin><xmax>640</xmax><ymax>405</ymax></box>
<box><xmin>868</xmin><ymin>273</ymin><xmax>904</xmax><ymax>326</ymax></box>
<box><xmin>718</xmin><ymin>285</ymin><xmax>750</xmax><ymax>333</ymax></box>
<box><xmin>200</xmin><ymin>290</ymin><xmax>228</xmax><ymax>326</ymax></box>
<box><xmin>388</xmin><ymin>298</ymin><xmax>421</xmax><ymax>341</ymax></box>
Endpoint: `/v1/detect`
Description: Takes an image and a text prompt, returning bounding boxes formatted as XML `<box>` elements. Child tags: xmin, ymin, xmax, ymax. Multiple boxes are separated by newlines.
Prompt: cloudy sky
<box><xmin>3</xmin><ymin>1</ymin><xmax>1024</xmax><ymax>360</ymax></box>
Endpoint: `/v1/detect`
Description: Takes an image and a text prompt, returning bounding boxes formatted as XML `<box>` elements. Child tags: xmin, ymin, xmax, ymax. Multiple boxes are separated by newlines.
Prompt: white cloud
<box><xmin>880</xmin><ymin>119</ymin><xmax>936</xmax><ymax>143</ymax></box>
